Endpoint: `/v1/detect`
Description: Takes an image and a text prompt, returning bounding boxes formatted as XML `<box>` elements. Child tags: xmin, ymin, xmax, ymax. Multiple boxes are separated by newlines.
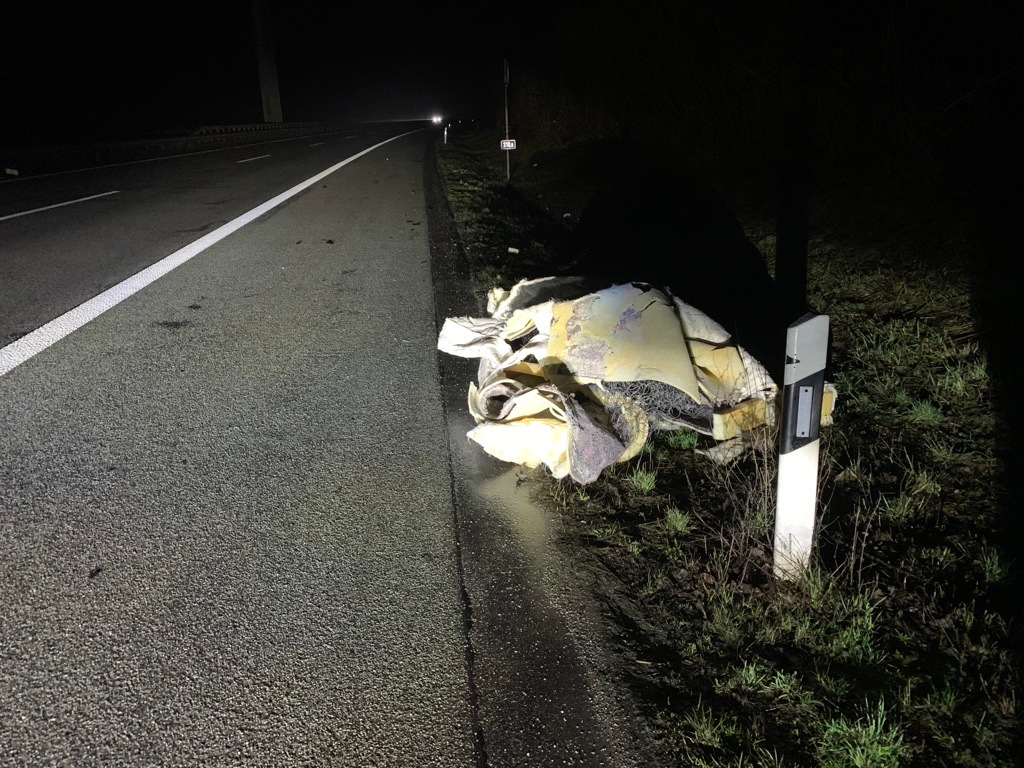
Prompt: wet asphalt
<box><xmin>0</xmin><ymin>131</ymin><xmax>656</xmax><ymax>765</ymax></box>
<box><xmin>424</xmin><ymin>147</ymin><xmax>655</xmax><ymax>767</ymax></box>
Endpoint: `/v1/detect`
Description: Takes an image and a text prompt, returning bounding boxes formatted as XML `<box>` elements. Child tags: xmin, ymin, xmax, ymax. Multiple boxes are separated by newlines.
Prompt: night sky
<box><xmin>3</xmin><ymin>0</ymin><xmax>1019</xmax><ymax>192</ymax></box>
<box><xmin>2</xmin><ymin>0</ymin><xmax>537</xmax><ymax>146</ymax></box>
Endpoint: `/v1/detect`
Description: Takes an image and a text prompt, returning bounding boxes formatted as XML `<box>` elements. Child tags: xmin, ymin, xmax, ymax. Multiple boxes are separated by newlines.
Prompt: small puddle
<box><xmin>474</xmin><ymin>465</ymin><xmax>551</xmax><ymax>557</ymax></box>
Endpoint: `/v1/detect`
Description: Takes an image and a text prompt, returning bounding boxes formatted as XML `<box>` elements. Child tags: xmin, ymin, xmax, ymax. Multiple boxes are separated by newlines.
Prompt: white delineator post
<box><xmin>774</xmin><ymin>313</ymin><xmax>830</xmax><ymax>579</ymax></box>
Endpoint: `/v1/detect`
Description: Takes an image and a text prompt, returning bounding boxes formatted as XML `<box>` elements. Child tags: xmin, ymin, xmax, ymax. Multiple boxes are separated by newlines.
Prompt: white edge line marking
<box><xmin>236</xmin><ymin>153</ymin><xmax>272</xmax><ymax>164</ymax></box>
<box><xmin>308</xmin><ymin>141</ymin><xmax>325</xmax><ymax>147</ymax></box>
<box><xmin>0</xmin><ymin>130</ymin><xmax>420</xmax><ymax>378</ymax></box>
<box><xmin>0</xmin><ymin>190</ymin><xmax>120</xmax><ymax>222</ymax></box>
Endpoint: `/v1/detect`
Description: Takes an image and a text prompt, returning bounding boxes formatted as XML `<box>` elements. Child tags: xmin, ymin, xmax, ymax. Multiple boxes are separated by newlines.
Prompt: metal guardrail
<box><xmin>192</xmin><ymin>122</ymin><xmax>323</xmax><ymax>136</ymax></box>
<box><xmin>2</xmin><ymin>123</ymin><xmax>329</xmax><ymax>178</ymax></box>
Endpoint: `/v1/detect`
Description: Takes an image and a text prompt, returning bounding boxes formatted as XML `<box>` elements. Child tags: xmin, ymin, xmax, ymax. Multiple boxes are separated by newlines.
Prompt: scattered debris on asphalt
<box><xmin>439</xmin><ymin>276</ymin><xmax>836</xmax><ymax>482</ymax></box>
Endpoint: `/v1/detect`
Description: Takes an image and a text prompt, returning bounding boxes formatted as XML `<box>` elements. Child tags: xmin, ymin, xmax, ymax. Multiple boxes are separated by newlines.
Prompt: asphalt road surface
<box><xmin>0</xmin><ymin>128</ymin><xmax>652</xmax><ymax>766</ymax></box>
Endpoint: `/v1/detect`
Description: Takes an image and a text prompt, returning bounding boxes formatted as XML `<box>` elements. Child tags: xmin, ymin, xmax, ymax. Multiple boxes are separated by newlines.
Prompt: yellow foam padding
<box><xmin>689</xmin><ymin>339</ymin><xmax>747</xmax><ymax>401</ymax></box>
<box><xmin>502</xmin><ymin>361</ymin><xmax>547</xmax><ymax>379</ymax></box>
<box><xmin>468</xmin><ymin>418</ymin><xmax>570</xmax><ymax>478</ymax></box>
<box><xmin>546</xmin><ymin>284</ymin><xmax>702</xmax><ymax>402</ymax></box>
<box><xmin>712</xmin><ymin>398</ymin><xmax>769</xmax><ymax>441</ymax></box>
<box><xmin>501</xmin><ymin>308</ymin><xmax>538</xmax><ymax>340</ymax></box>
<box><xmin>590</xmin><ymin>387</ymin><xmax>651</xmax><ymax>464</ymax></box>
<box><xmin>499</xmin><ymin>388</ymin><xmax>566</xmax><ymax>422</ymax></box>
<box><xmin>821</xmin><ymin>383</ymin><xmax>837</xmax><ymax>426</ymax></box>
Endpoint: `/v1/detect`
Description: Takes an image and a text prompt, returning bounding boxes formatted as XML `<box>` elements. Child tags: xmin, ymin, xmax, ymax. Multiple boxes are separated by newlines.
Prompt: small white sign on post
<box><xmin>500</xmin><ymin>139</ymin><xmax>516</xmax><ymax>150</ymax></box>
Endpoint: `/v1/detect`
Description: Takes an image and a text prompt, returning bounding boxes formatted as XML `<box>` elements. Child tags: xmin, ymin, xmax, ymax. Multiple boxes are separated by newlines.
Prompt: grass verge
<box><xmin>435</xmin><ymin>127</ymin><xmax>1021</xmax><ymax>767</ymax></box>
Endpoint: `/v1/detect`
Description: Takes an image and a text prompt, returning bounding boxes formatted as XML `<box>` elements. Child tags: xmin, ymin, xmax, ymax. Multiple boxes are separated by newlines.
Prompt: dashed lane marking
<box><xmin>0</xmin><ymin>190</ymin><xmax>120</xmax><ymax>222</ymax></box>
<box><xmin>0</xmin><ymin>130</ymin><xmax>420</xmax><ymax>378</ymax></box>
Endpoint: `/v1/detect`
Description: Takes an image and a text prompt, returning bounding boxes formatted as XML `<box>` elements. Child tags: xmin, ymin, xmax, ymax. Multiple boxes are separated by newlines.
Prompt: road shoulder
<box><xmin>423</xmin><ymin>140</ymin><xmax>660</xmax><ymax>768</ymax></box>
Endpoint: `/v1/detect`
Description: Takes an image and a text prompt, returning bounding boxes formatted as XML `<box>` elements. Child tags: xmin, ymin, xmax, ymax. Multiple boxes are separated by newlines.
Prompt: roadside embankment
<box><xmin>434</xmin><ymin>126</ymin><xmax>1021</xmax><ymax>767</ymax></box>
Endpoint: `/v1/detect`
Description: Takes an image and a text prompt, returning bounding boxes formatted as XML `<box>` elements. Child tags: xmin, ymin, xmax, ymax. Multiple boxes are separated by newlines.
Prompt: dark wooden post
<box><xmin>775</xmin><ymin>80</ymin><xmax>810</xmax><ymax>322</ymax></box>
<box><xmin>251</xmin><ymin>0</ymin><xmax>283</xmax><ymax>123</ymax></box>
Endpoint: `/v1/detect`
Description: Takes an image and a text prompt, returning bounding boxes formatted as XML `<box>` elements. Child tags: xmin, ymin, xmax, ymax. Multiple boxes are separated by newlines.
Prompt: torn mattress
<box><xmin>438</xmin><ymin>277</ymin><xmax>829</xmax><ymax>483</ymax></box>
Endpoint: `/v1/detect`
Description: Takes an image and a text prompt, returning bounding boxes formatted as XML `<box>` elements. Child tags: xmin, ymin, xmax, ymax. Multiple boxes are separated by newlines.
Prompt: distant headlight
<box><xmin>432</xmin><ymin>115</ymin><xmax>443</xmax><ymax>124</ymax></box>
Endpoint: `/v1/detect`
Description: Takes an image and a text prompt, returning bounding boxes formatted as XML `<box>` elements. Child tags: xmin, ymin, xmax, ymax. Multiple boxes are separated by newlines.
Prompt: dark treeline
<box><xmin>2</xmin><ymin>1</ymin><xmax>262</xmax><ymax>147</ymax></box>
<box><xmin>495</xmin><ymin>1</ymin><xmax>1024</xmax><ymax>609</ymax></box>
<box><xmin>499</xmin><ymin>1</ymin><xmax>1020</xmax><ymax>195</ymax></box>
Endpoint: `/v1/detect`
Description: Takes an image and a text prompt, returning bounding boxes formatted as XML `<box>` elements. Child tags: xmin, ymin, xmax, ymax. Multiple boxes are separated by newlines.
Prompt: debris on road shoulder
<box><xmin>439</xmin><ymin>277</ymin><xmax>838</xmax><ymax>483</ymax></box>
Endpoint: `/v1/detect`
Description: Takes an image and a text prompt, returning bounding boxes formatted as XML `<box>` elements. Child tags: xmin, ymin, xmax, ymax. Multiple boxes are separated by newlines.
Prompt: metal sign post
<box><xmin>774</xmin><ymin>312</ymin><xmax>829</xmax><ymax>579</ymax></box>
<box><xmin>503</xmin><ymin>58</ymin><xmax>511</xmax><ymax>182</ymax></box>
